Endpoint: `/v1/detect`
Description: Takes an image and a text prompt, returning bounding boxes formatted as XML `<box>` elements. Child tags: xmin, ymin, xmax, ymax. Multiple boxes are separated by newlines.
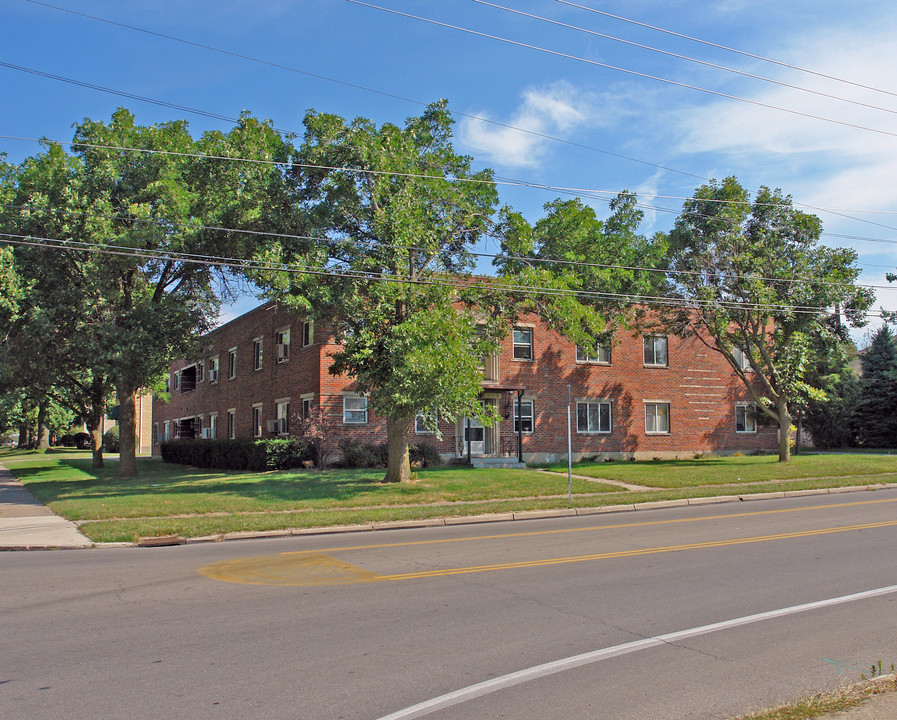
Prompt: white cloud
<box><xmin>458</xmin><ymin>81</ymin><xmax>605</xmax><ymax>168</ymax></box>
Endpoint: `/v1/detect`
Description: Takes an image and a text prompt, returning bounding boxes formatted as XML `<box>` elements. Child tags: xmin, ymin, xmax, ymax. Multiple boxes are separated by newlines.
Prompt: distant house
<box><xmin>152</xmin><ymin>302</ymin><xmax>777</xmax><ymax>463</ymax></box>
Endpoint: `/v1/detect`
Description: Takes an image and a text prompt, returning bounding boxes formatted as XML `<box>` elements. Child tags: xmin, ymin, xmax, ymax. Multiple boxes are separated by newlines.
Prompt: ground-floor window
<box><xmin>252</xmin><ymin>404</ymin><xmax>263</xmax><ymax>437</ymax></box>
<box><xmin>577</xmin><ymin>400</ymin><xmax>611</xmax><ymax>433</ymax></box>
<box><xmin>344</xmin><ymin>395</ymin><xmax>368</xmax><ymax>424</ymax></box>
<box><xmin>209</xmin><ymin>413</ymin><xmax>218</xmax><ymax>440</ymax></box>
<box><xmin>227</xmin><ymin>409</ymin><xmax>236</xmax><ymax>439</ymax></box>
<box><xmin>513</xmin><ymin>400</ymin><xmax>534</xmax><ymax>433</ymax></box>
<box><xmin>735</xmin><ymin>403</ymin><xmax>757</xmax><ymax>433</ymax></box>
<box><xmin>276</xmin><ymin>399</ymin><xmax>290</xmax><ymax>435</ymax></box>
<box><xmin>415</xmin><ymin>411</ymin><xmax>438</xmax><ymax>434</ymax></box>
<box><xmin>645</xmin><ymin>402</ymin><xmax>670</xmax><ymax>434</ymax></box>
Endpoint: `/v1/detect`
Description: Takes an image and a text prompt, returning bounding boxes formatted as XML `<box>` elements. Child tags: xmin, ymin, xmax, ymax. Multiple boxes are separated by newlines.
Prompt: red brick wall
<box><xmin>153</xmin><ymin>304</ymin><xmax>778</xmax><ymax>460</ymax></box>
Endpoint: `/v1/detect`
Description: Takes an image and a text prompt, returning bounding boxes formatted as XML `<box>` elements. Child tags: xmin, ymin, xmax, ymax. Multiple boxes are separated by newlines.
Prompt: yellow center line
<box><xmin>284</xmin><ymin>496</ymin><xmax>897</xmax><ymax>557</ymax></box>
<box><xmin>371</xmin><ymin>518</ymin><xmax>897</xmax><ymax>581</ymax></box>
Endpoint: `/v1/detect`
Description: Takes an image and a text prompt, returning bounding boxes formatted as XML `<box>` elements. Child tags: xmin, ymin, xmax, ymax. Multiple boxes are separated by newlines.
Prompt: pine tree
<box><xmin>852</xmin><ymin>326</ymin><xmax>897</xmax><ymax>448</ymax></box>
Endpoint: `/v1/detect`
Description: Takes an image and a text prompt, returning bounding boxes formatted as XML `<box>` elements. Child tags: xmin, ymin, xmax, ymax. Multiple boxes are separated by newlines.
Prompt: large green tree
<box><xmin>852</xmin><ymin>326</ymin><xmax>897</xmax><ymax>447</ymax></box>
<box><xmin>663</xmin><ymin>177</ymin><xmax>873</xmax><ymax>461</ymax></box>
<box><xmin>255</xmin><ymin>101</ymin><xmax>506</xmax><ymax>482</ymax></box>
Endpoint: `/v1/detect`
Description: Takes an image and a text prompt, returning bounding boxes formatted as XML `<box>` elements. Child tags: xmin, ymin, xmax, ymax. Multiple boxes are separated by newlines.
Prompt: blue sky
<box><xmin>4</xmin><ymin>0</ymin><xmax>897</xmax><ymax>337</ymax></box>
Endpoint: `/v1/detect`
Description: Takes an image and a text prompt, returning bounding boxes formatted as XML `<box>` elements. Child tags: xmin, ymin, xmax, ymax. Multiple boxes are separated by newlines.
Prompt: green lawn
<box><xmin>3</xmin><ymin>448</ymin><xmax>896</xmax><ymax>543</ymax></box>
<box><xmin>541</xmin><ymin>453</ymin><xmax>897</xmax><ymax>488</ymax></box>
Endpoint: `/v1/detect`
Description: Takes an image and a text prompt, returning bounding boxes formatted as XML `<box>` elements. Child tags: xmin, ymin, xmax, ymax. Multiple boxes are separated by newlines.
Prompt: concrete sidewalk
<box><xmin>0</xmin><ymin>463</ymin><xmax>93</xmax><ymax>550</ymax></box>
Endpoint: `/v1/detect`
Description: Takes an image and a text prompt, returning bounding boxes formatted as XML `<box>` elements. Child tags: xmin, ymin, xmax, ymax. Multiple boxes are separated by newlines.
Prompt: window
<box><xmin>163</xmin><ymin>421</ymin><xmax>170</xmax><ymax>441</ymax></box>
<box><xmin>165</xmin><ymin>375</ymin><xmax>171</xmax><ymax>393</ymax></box>
<box><xmin>252</xmin><ymin>404</ymin><xmax>263</xmax><ymax>438</ymax></box>
<box><xmin>576</xmin><ymin>344</ymin><xmax>611</xmax><ymax>364</ymax></box>
<box><xmin>253</xmin><ymin>338</ymin><xmax>263</xmax><ymax>371</ymax></box>
<box><xmin>197</xmin><ymin>362</ymin><xmax>204</xmax><ymax>383</ymax></box>
<box><xmin>227</xmin><ymin>409</ymin><xmax>236</xmax><ymax>439</ymax></box>
<box><xmin>513</xmin><ymin>328</ymin><xmax>533</xmax><ymax>360</ymax></box>
<box><xmin>343</xmin><ymin>395</ymin><xmax>368</xmax><ymax>424</ymax></box>
<box><xmin>733</xmin><ymin>347</ymin><xmax>752</xmax><ymax>371</ymax></box>
<box><xmin>415</xmin><ymin>411</ymin><xmax>438</xmax><ymax>434</ymax></box>
<box><xmin>180</xmin><ymin>365</ymin><xmax>197</xmax><ymax>393</ymax></box>
<box><xmin>577</xmin><ymin>401</ymin><xmax>612</xmax><ymax>434</ymax></box>
<box><xmin>736</xmin><ymin>403</ymin><xmax>757</xmax><ymax>433</ymax></box>
<box><xmin>645</xmin><ymin>402</ymin><xmax>671</xmax><ymax>434</ymax></box>
<box><xmin>152</xmin><ymin>423</ymin><xmax>158</xmax><ymax>445</ymax></box>
<box><xmin>209</xmin><ymin>356</ymin><xmax>219</xmax><ymax>383</ymax></box>
<box><xmin>302</xmin><ymin>320</ymin><xmax>314</xmax><ymax>347</ymax></box>
<box><xmin>209</xmin><ymin>413</ymin><xmax>218</xmax><ymax>440</ymax></box>
<box><xmin>276</xmin><ymin>399</ymin><xmax>290</xmax><ymax>435</ymax></box>
<box><xmin>228</xmin><ymin>348</ymin><xmax>237</xmax><ymax>379</ymax></box>
<box><xmin>643</xmin><ymin>336</ymin><xmax>668</xmax><ymax>367</ymax></box>
<box><xmin>173</xmin><ymin>372</ymin><xmax>180</xmax><ymax>390</ymax></box>
<box><xmin>513</xmin><ymin>400</ymin><xmax>534</xmax><ymax>433</ymax></box>
<box><xmin>301</xmin><ymin>395</ymin><xmax>315</xmax><ymax>419</ymax></box>
<box><xmin>276</xmin><ymin>328</ymin><xmax>290</xmax><ymax>363</ymax></box>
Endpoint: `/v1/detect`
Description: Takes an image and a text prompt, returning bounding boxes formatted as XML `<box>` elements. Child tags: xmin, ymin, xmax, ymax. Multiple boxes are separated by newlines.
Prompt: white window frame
<box><xmin>513</xmin><ymin>399</ymin><xmax>534</xmax><ymax>434</ymax></box>
<box><xmin>576</xmin><ymin>344</ymin><xmax>611</xmax><ymax>364</ymax></box>
<box><xmin>644</xmin><ymin>401</ymin><xmax>671</xmax><ymax>434</ymax></box>
<box><xmin>227</xmin><ymin>409</ymin><xmax>236</xmax><ymax>439</ymax></box>
<box><xmin>276</xmin><ymin>327</ymin><xmax>291</xmax><ymax>363</ymax></box>
<box><xmin>301</xmin><ymin>393</ymin><xmax>315</xmax><ymax>419</ymax></box>
<box><xmin>209</xmin><ymin>355</ymin><xmax>219</xmax><ymax>384</ymax></box>
<box><xmin>302</xmin><ymin>320</ymin><xmax>314</xmax><ymax>347</ymax></box>
<box><xmin>173</xmin><ymin>372</ymin><xmax>180</xmax><ymax>390</ymax></box>
<box><xmin>576</xmin><ymin>400</ymin><xmax>612</xmax><ymax>434</ymax></box>
<box><xmin>252</xmin><ymin>403</ymin><xmax>263</xmax><ymax>438</ymax></box>
<box><xmin>276</xmin><ymin>398</ymin><xmax>290</xmax><ymax>435</ymax></box>
<box><xmin>228</xmin><ymin>348</ymin><xmax>237</xmax><ymax>379</ymax></box>
<box><xmin>415</xmin><ymin>411</ymin><xmax>438</xmax><ymax>435</ymax></box>
<box><xmin>253</xmin><ymin>337</ymin><xmax>263</xmax><ymax>371</ymax></box>
<box><xmin>512</xmin><ymin>327</ymin><xmax>534</xmax><ymax>361</ymax></box>
<box><xmin>735</xmin><ymin>403</ymin><xmax>758</xmax><ymax>433</ymax></box>
<box><xmin>163</xmin><ymin>421</ymin><xmax>170</xmax><ymax>442</ymax></box>
<box><xmin>733</xmin><ymin>347</ymin><xmax>752</xmax><ymax>372</ymax></box>
<box><xmin>209</xmin><ymin>412</ymin><xmax>218</xmax><ymax>440</ymax></box>
<box><xmin>343</xmin><ymin>395</ymin><xmax>368</xmax><ymax>424</ymax></box>
<box><xmin>643</xmin><ymin>336</ymin><xmax>669</xmax><ymax>367</ymax></box>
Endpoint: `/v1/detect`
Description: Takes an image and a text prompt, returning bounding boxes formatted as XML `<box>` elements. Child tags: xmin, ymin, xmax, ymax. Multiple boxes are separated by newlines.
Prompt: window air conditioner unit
<box><xmin>208</xmin><ymin>369</ymin><xmax>218</xmax><ymax>382</ymax></box>
<box><xmin>267</xmin><ymin>419</ymin><xmax>281</xmax><ymax>434</ymax></box>
<box><xmin>276</xmin><ymin>343</ymin><xmax>290</xmax><ymax>361</ymax></box>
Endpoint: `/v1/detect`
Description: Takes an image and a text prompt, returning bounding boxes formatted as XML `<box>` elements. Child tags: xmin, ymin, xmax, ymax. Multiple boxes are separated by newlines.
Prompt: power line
<box><xmin>348</xmin><ymin>1</ymin><xmax>897</xmax><ymax>140</ymax></box>
<box><xmin>19</xmin><ymin>0</ymin><xmax>706</xmax><ymax>181</ymax></box>
<box><xmin>13</xmin><ymin>2</ymin><xmax>897</xmax><ymax>237</ymax></box>
<box><xmin>1</xmin><ymin>232</ymin><xmax>882</xmax><ymax>317</ymax></box>
<box><xmin>4</xmin><ymin>202</ymin><xmax>891</xmax><ymax>291</ymax></box>
<box><xmin>475</xmin><ymin>1</ymin><xmax>897</xmax><ymax>119</ymax></box>
<box><xmin>555</xmin><ymin>0</ymin><xmax>897</xmax><ymax>101</ymax></box>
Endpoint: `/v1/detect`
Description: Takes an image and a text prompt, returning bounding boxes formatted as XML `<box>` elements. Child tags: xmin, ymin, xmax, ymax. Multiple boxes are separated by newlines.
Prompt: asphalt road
<box><xmin>3</xmin><ymin>489</ymin><xmax>897</xmax><ymax>720</ymax></box>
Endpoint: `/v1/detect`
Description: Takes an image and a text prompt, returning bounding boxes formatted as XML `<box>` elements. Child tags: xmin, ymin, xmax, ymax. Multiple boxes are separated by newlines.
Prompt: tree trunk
<box><xmin>17</xmin><ymin>422</ymin><xmax>28</xmax><ymax>448</ymax></box>
<box><xmin>116</xmin><ymin>382</ymin><xmax>138</xmax><ymax>477</ymax></box>
<box><xmin>777</xmin><ymin>399</ymin><xmax>792</xmax><ymax>463</ymax></box>
<box><xmin>384</xmin><ymin>415</ymin><xmax>413</xmax><ymax>483</ymax></box>
<box><xmin>86</xmin><ymin>377</ymin><xmax>106</xmax><ymax>469</ymax></box>
<box><xmin>36</xmin><ymin>399</ymin><xmax>50</xmax><ymax>452</ymax></box>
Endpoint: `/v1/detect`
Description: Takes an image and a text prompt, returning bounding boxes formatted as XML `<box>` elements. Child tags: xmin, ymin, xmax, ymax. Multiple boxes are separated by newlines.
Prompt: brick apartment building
<box><xmin>152</xmin><ymin>301</ymin><xmax>778</xmax><ymax>463</ymax></box>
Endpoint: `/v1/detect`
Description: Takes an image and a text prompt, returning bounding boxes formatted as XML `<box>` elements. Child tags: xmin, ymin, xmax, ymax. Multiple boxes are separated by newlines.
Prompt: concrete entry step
<box><xmin>469</xmin><ymin>457</ymin><xmax>527</xmax><ymax>469</ymax></box>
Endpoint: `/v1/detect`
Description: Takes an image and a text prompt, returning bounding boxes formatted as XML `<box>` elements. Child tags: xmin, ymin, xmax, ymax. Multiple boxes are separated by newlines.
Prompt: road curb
<box><xmin>81</xmin><ymin>483</ymin><xmax>896</xmax><ymax>549</ymax></box>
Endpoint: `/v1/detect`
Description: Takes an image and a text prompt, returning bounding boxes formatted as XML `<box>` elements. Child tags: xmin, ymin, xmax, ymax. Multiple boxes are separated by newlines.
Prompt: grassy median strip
<box><xmin>2</xmin><ymin>448</ymin><xmax>896</xmax><ymax>543</ymax></box>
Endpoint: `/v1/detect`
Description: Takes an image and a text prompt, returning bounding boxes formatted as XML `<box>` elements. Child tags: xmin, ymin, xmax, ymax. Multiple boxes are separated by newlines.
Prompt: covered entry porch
<box><xmin>454</xmin><ymin>384</ymin><xmax>526</xmax><ymax>468</ymax></box>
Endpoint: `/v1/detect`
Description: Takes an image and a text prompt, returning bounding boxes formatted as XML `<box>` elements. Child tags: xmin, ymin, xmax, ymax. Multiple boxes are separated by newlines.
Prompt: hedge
<box><xmin>159</xmin><ymin>438</ymin><xmax>310</xmax><ymax>471</ymax></box>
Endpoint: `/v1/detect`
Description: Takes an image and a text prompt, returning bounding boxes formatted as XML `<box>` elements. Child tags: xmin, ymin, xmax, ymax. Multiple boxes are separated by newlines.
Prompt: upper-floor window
<box><xmin>302</xmin><ymin>320</ymin><xmax>314</xmax><ymax>347</ymax></box>
<box><xmin>577</xmin><ymin>401</ymin><xmax>611</xmax><ymax>434</ymax></box>
<box><xmin>513</xmin><ymin>328</ymin><xmax>533</xmax><ymax>360</ymax></box>
<box><xmin>733</xmin><ymin>347</ymin><xmax>752</xmax><ymax>372</ymax></box>
<box><xmin>576</xmin><ymin>344</ymin><xmax>611</xmax><ymax>364</ymax></box>
<box><xmin>209</xmin><ymin>356</ymin><xmax>219</xmax><ymax>383</ymax></box>
<box><xmin>643</xmin><ymin>336</ymin><xmax>668</xmax><ymax>367</ymax></box>
<box><xmin>276</xmin><ymin>328</ymin><xmax>290</xmax><ymax>362</ymax></box>
<box><xmin>645</xmin><ymin>402</ymin><xmax>671</xmax><ymax>434</ymax></box>
<box><xmin>736</xmin><ymin>403</ymin><xmax>757</xmax><ymax>433</ymax></box>
<box><xmin>228</xmin><ymin>348</ymin><xmax>237</xmax><ymax>379</ymax></box>
<box><xmin>513</xmin><ymin>400</ymin><xmax>534</xmax><ymax>433</ymax></box>
<box><xmin>415</xmin><ymin>411</ymin><xmax>438</xmax><ymax>435</ymax></box>
<box><xmin>180</xmin><ymin>365</ymin><xmax>197</xmax><ymax>393</ymax></box>
<box><xmin>253</xmin><ymin>338</ymin><xmax>263</xmax><ymax>371</ymax></box>
<box><xmin>173</xmin><ymin>372</ymin><xmax>180</xmax><ymax>390</ymax></box>
<box><xmin>343</xmin><ymin>395</ymin><xmax>368</xmax><ymax>424</ymax></box>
